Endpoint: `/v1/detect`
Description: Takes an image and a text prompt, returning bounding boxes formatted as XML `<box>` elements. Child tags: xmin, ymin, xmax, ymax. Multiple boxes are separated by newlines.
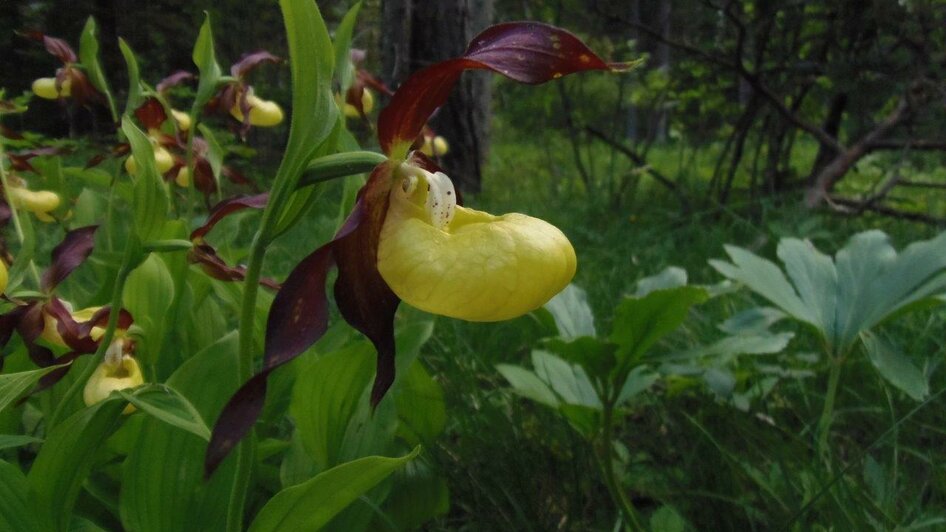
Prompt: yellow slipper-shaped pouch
<box><xmin>378</xmin><ymin>166</ymin><xmax>576</xmax><ymax>322</ymax></box>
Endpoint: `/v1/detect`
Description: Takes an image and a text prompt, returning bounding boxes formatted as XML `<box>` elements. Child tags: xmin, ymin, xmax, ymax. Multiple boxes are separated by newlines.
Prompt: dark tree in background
<box><xmin>381</xmin><ymin>0</ymin><xmax>494</xmax><ymax>193</ymax></box>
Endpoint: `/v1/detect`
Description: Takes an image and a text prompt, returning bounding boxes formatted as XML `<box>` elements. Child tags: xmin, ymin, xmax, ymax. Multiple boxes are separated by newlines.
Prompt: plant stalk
<box><xmin>598</xmin><ymin>403</ymin><xmax>644</xmax><ymax>531</ymax></box>
<box><xmin>0</xmin><ymin>140</ymin><xmax>42</xmax><ymax>285</ymax></box>
<box><xmin>817</xmin><ymin>355</ymin><xmax>843</xmax><ymax>467</ymax></box>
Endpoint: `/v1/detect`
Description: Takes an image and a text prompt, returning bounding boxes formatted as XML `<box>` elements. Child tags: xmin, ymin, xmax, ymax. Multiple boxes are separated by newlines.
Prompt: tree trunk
<box><xmin>381</xmin><ymin>0</ymin><xmax>494</xmax><ymax>193</ymax></box>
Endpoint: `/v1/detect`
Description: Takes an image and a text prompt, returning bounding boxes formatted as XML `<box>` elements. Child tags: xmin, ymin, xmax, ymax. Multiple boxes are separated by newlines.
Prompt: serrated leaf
<box><xmin>610</xmin><ymin>286</ymin><xmax>708</xmax><ymax>364</ymax></box>
<box><xmin>777</xmin><ymin>238</ymin><xmax>838</xmax><ymax>345</ymax></box>
<box><xmin>718</xmin><ymin>307</ymin><xmax>787</xmax><ymax>335</ymax></box>
<box><xmin>711</xmin><ymin>246</ymin><xmax>812</xmax><ymax>325</ymax></box>
<box><xmin>634</xmin><ymin>266</ymin><xmax>687</xmax><ymax>297</ymax></box>
<box><xmin>532</xmin><ymin>350</ymin><xmax>601</xmax><ymax>409</ymax></box>
<box><xmin>862</xmin><ymin>332</ymin><xmax>929</xmax><ymax>401</ymax></box>
<box><xmin>496</xmin><ymin>364</ymin><xmax>559</xmax><ymax>408</ymax></box>
<box><xmin>616</xmin><ymin>366</ymin><xmax>659</xmax><ymax>405</ymax></box>
<box><xmin>248</xmin><ymin>447</ymin><xmax>420</xmax><ymax>532</ymax></box>
<box><xmin>543</xmin><ymin>283</ymin><xmax>596</xmax><ymax>340</ymax></box>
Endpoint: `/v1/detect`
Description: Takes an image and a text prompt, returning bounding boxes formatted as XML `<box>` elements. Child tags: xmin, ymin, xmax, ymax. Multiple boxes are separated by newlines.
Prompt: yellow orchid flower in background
<box><xmin>0</xmin><ymin>260</ymin><xmax>7</xmax><ymax>295</ymax></box>
<box><xmin>229</xmin><ymin>89</ymin><xmax>284</xmax><ymax>127</ymax></box>
<box><xmin>419</xmin><ymin>134</ymin><xmax>449</xmax><ymax>157</ymax></box>
<box><xmin>83</xmin><ymin>338</ymin><xmax>144</xmax><ymax>414</ymax></box>
<box><xmin>32</xmin><ymin>76</ymin><xmax>71</xmax><ymax>100</ymax></box>
<box><xmin>6</xmin><ymin>178</ymin><xmax>60</xmax><ymax>223</ymax></box>
<box><xmin>124</xmin><ymin>131</ymin><xmax>175</xmax><ymax>176</ymax></box>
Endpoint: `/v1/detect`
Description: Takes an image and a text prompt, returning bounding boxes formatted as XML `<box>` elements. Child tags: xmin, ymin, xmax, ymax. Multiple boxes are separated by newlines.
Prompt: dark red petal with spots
<box><xmin>41</xmin><ymin>225</ymin><xmax>98</xmax><ymax>292</ymax></box>
<box><xmin>378</xmin><ymin>21</ymin><xmax>628</xmax><ymax>155</ymax></box>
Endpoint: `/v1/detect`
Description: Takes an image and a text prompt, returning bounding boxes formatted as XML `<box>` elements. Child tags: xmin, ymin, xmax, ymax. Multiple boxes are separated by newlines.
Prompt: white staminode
<box><xmin>424</xmin><ymin>171</ymin><xmax>456</xmax><ymax>230</ymax></box>
<box><xmin>104</xmin><ymin>337</ymin><xmax>125</xmax><ymax>368</ymax></box>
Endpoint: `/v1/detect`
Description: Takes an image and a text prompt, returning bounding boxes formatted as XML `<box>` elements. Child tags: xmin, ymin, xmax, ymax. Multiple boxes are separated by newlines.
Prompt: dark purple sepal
<box><xmin>191</xmin><ymin>194</ymin><xmax>269</xmax><ymax>241</ymax></box>
<box><xmin>378</xmin><ymin>21</ymin><xmax>628</xmax><ymax>155</ymax></box>
<box><xmin>22</xmin><ymin>31</ymin><xmax>77</xmax><ymax>64</ymax></box>
<box><xmin>41</xmin><ymin>226</ymin><xmax>98</xmax><ymax>292</ymax></box>
<box><xmin>134</xmin><ymin>98</ymin><xmax>168</xmax><ymax>131</ymax></box>
<box><xmin>231</xmin><ymin>51</ymin><xmax>282</xmax><ymax>78</ymax></box>
<box><xmin>156</xmin><ymin>71</ymin><xmax>195</xmax><ymax>94</ymax></box>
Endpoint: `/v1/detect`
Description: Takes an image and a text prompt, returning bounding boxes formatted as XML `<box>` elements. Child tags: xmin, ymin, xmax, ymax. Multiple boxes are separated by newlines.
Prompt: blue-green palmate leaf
<box><xmin>710</xmin><ymin>229</ymin><xmax>946</xmax><ymax>399</ymax></box>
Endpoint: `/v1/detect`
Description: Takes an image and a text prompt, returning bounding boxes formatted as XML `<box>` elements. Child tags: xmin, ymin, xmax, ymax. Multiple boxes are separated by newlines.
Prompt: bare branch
<box><xmin>827</xmin><ymin>195</ymin><xmax>945</xmax><ymax>225</ymax></box>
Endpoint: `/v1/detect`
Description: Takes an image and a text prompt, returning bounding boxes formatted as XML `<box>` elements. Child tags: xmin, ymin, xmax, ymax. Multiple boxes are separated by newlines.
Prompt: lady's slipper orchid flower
<box><xmin>5</xmin><ymin>176</ymin><xmax>61</xmax><ymax>223</ymax></box>
<box><xmin>0</xmin><ymin>260</ymin><xmax>7</xmax><ymax>296</ymax></box>
<box><xmin>419</xmin><ymin>132</ymin><xmax>449</xmax><ymax>157</ymax></box>
<box><xmin>83</xmin><ymin>338</ymin><xmax>144</xmax><ymax>414</ymax></box>
<box><xmin>229</xmin><ymin>88</ymin><xmax>284</xmax><ymax>127</ymax></box>
<box><xmin>0</xmin><ymin>226</ymin><xmax>134</xmax><ymax>392</ymax></box>
<box><xmin>210</xmin><ymin>50</ymin><xmax>284</xmax><ymax>134</ymax></box>
<box><xmin>206</xmin><ymin>21</ymin><xmax>632</xmax><ymax>475</ymax></box>
<box><xmin>23</xmin><ymin>31</ymin><xmax>98</xmax><ymax>105</ymax></box>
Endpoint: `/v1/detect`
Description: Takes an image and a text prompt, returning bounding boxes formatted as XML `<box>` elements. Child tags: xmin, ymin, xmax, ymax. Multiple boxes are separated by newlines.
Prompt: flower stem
<box><xmin>598</xmin><ymin>403</ymin><xmax>645</xmax><ymax>531</ymax></box>
<box><xmin>817</xmin><ymin>355</ymin><xmax>843</xmax><ymax>467</ymax></box>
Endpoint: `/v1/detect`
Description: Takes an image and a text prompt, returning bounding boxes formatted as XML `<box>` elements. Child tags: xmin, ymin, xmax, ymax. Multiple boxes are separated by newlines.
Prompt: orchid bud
<box><xmin>171</xmin><ymin>109</ymin><xmax>192</xmax><ymax>131</ymax></box>
<box><xmin>83</xmin><ymin>343</ymin><xmax>144</xmax><ymax>414</ymax></box>
<box><xmin>32</xmin><ymin>76</ymin><xmax>71</xmax><ymax>100</ymax></box>
<box><xmin>7</xmin><ymin>187</ymin><xmax>60</xmax><ymax>223</ymax></box>
<box><xmin>230</xmin><ymin>91</ymin><xmax>284</xmax><ymax>127</ymax></box>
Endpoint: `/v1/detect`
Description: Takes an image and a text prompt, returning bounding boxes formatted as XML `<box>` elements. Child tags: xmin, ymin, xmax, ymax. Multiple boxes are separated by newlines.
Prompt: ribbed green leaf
<box><xmin>119</xmin><ymin>38</ymin><xmax>143</xmax><ymax>115</ymax></box>
<box><xmin>120</xmin><ymin>333</ymin><xmax>240</xmax><ymax>532</ymax></box>
<box><xmin>248</xmin><ymin>447</ymin><xmax>420</xmax><ymax>532</ymax></box>
<box><xmin>191</xmin><ymin>13</ymin><xmax>222</xmax><ymax>114</ymax></box>
<box><xmin>862</xmin><ymin>332</ymin><xmax>929</xmax><ymax>401</ymax></box>
<box><xmin>334</xmin><ymin>1</ymin><xmax>363</xmax><ymax>93</ymax></box>
<box><xmin>119</xmin><ymin>384</ymin><xmax>211</xmax><ymax>441</ymax></box>
<box><xmin>122</xmin><ymin>118</ymin><xmax>169</xmax><ymax>242</ymax></box>
<box><xmin>28</xmin><ymin>400</ymin><xmax>126</xmax><ymax>532</ymax></box>
<box><xmin>78</xmin><ymin>17</ymin><xmax>116</xmax><ymax>121</ymax></box>
<box><xmin>0</xmin><ymin>364</ymin><xmax>70</xmax><ymax>414</ymax></box>
<box><xmin>0</xmin><ymin>459</ymin><xmax>46</xmax><ymax>532</ymax></box>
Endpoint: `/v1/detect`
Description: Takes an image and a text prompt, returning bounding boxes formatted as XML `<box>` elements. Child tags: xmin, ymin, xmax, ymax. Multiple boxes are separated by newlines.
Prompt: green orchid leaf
<box><xmin>191</xmin><ymin>13</ymin><xmax>222</xmax><ymax>114</ymax></box>
<box><xmin>78</xmin><ymin>17</ymin><xmax>116</xmax><ymax>121</ymax></box>
<box><xmin>120</xmin><ymin>333</ymin><xmax>240</xmax><ymax>532</ymax></box>
<box><xmin>862</xmin><ymin>332</ymin><xmax>929</xmax><ymax>401</ymax></box>
<box><xmin>122</xmin><ymin>117</ymin><xmax>169</xmax><ymax>242</ymax></box>
<box><xmin>334</xmin><ymin>1</ymin><xmax>363</xmax><ymax>93</ymax></box>
<box><xmin>396</xmin><ymin>360</ymin><xmax>446</xmax><ymax>446</ymax></box>
<box><xmin>0</xmin><ymin>434</ymin><xmax>42</xmax><ymax>451</ymax></box>
<box><xmin>28</xmin><ymin>400</ymin><xmax>127</xmax><ymax>532</ymax></box>
<box><xmin>0</xmin><ymin>364</ymin><xmax>71</xmax><ymax>414</ymax></box>
<box><xmin>0</xmin><ymin>459</ymin><xmax>47</xmax><ymax>532</ymax></box>
<box><xmin>119</xmin><ymin>38</ymin><xmax>143</xmax><ymax>116</ymax></box>
<box><xmin>544</xmin><ymin>283</ymin><xmax>596</xmax><ymax>340</ymax></box>
<box><xmin>123</xmin><ymin>254</ymin><xmax>175</xmax><ymax>370</ymax></box>
<box><xmin>119</xmin><ymin>384</ymin><xmax>211</xmax><ymax>441</ymax></box>
<box><xmin>263</xmin><ymin>0</ymin><xmax>337</xmax><ymax>242</ymax></box>
<box><xmin>247</xmin><ymin>447</ymin><xmax>420</xmax><ymax>532</ymax></box>
<box><xmin>374</xmin><ymin>459</ymin><xmax>449</xmax><ymax>530</ymax></box>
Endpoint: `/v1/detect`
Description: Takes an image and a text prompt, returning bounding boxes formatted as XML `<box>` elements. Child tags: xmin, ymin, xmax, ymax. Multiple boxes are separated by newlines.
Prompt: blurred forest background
<box><xmin>3</xmin><ymin>1</ymin><xmax>946</xmax><ymax>530</ymax></box>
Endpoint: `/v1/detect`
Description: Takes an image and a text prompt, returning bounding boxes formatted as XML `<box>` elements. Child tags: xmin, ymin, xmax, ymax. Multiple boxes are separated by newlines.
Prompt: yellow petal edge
<box><xmin>378</xmin><ymin>166</ymin><xmax>576</xmax><ymax>322</ymax></box>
